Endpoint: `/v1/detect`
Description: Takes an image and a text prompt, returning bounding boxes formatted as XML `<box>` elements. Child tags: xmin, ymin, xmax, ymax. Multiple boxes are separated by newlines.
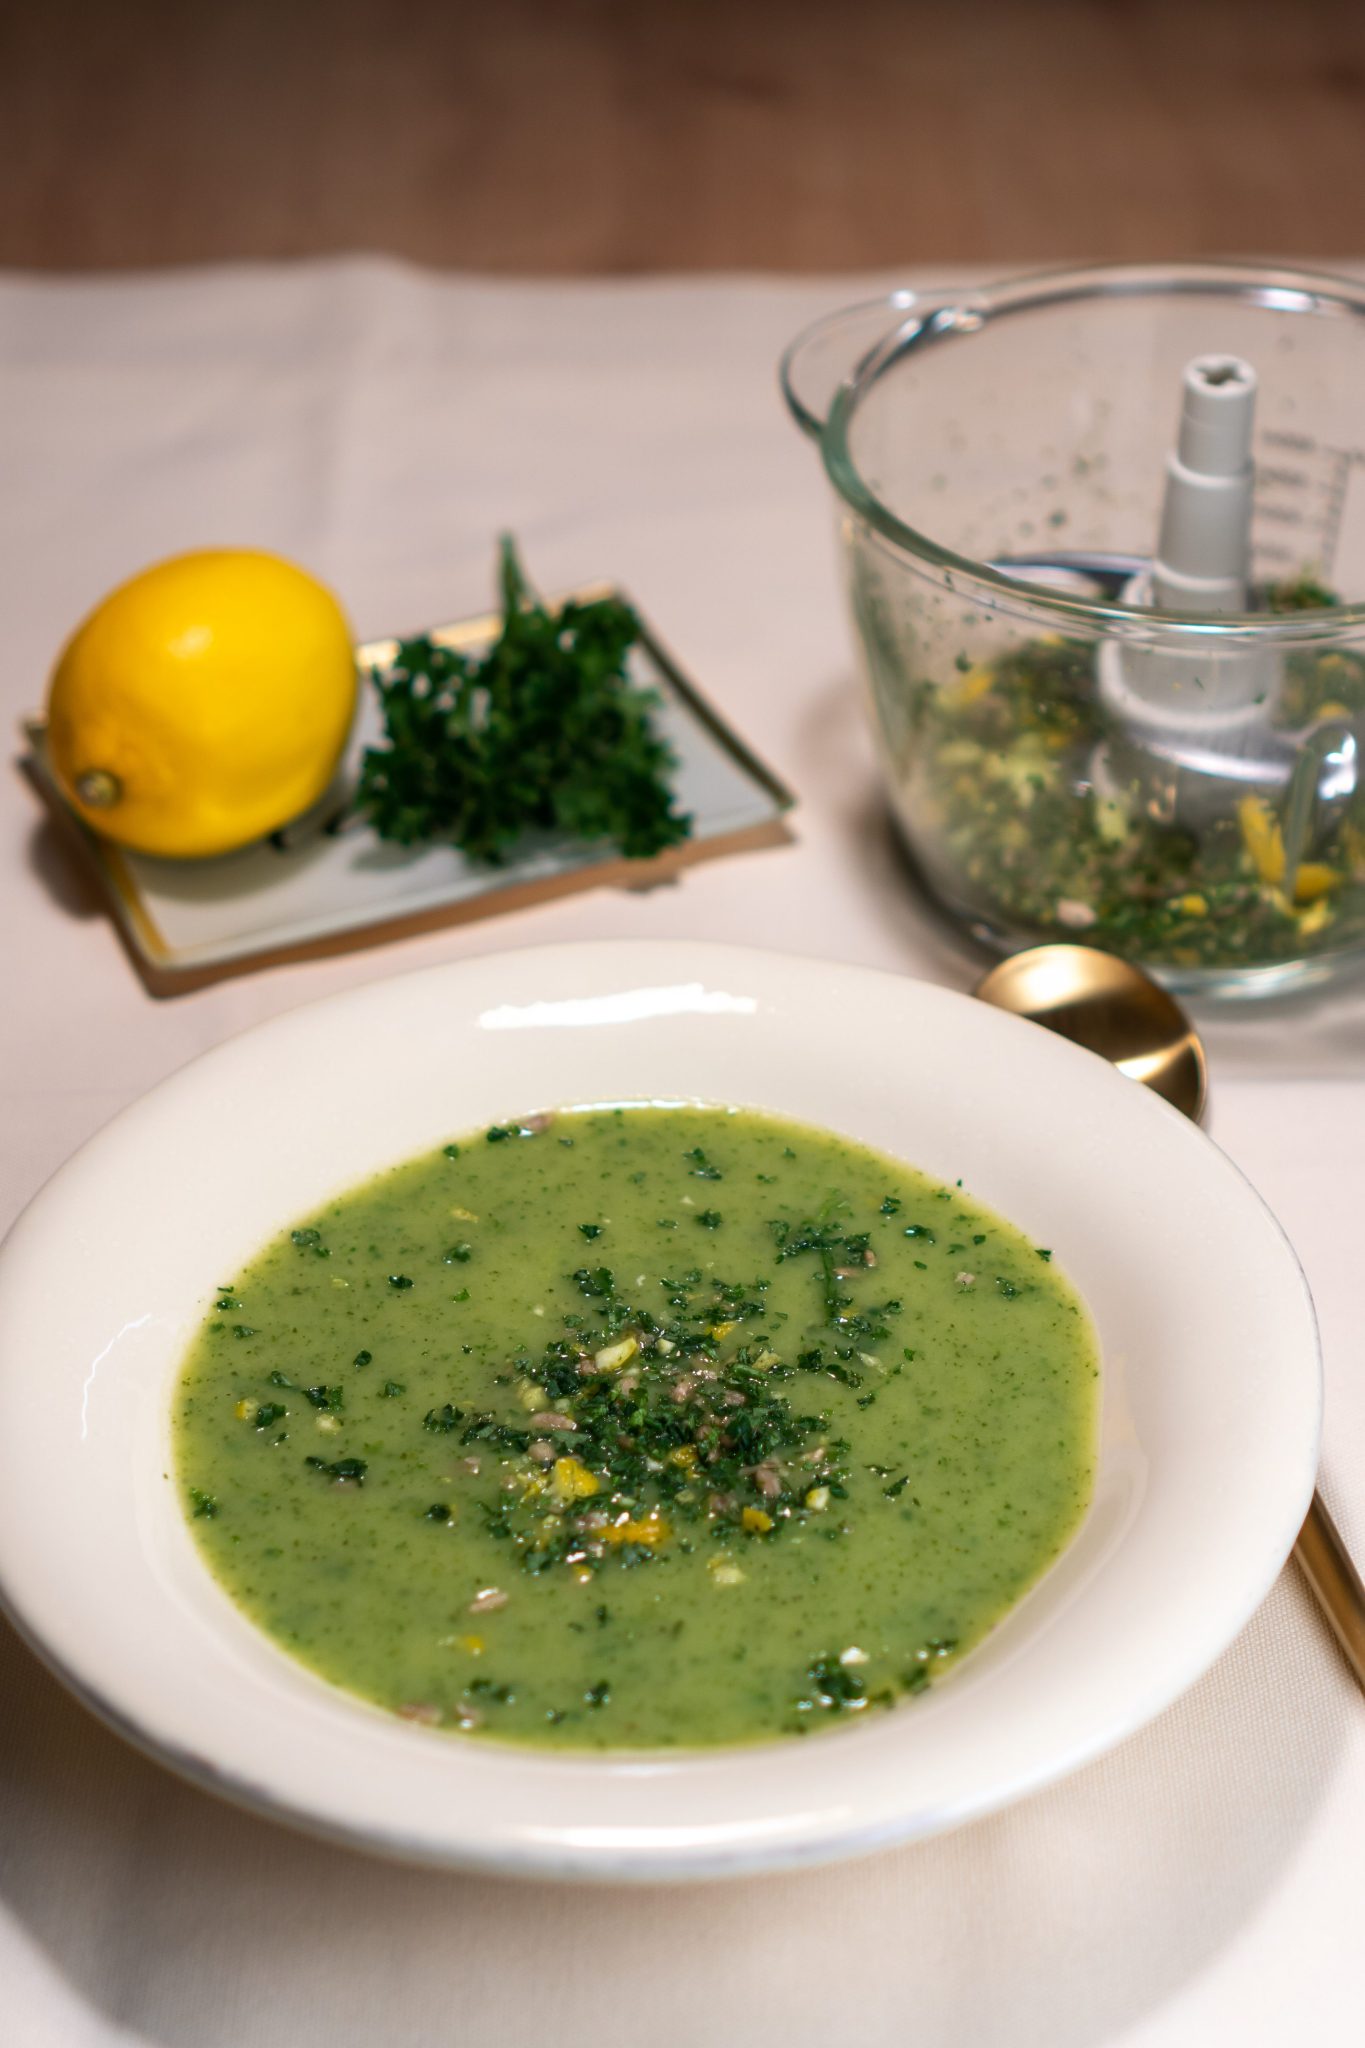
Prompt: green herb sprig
<box><xmin>358</xmin><ymin>537</ymin><xmax>692</xmax><ymax>865</ymax></box>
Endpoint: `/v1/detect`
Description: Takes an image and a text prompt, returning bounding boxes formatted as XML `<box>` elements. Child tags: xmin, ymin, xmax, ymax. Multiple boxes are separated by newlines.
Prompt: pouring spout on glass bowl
<box><xmin>780</xmin><ymin>287</ymin><xmax>959</xmax><ymax>443</ymax></box>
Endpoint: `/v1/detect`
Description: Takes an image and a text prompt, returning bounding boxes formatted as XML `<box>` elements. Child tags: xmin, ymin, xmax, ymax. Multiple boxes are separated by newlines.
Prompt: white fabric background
<box><xmin>1</xmin><ymin>261</ymin><xmax>1361</xmax><ymax>2048</ymax></box>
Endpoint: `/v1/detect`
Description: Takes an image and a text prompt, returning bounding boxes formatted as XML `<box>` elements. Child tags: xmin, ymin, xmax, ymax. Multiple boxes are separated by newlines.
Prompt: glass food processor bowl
<box><xmin>782</xmin><ymin>262</ymin><xmax>1365</xmax><ymax>999</ymax></box>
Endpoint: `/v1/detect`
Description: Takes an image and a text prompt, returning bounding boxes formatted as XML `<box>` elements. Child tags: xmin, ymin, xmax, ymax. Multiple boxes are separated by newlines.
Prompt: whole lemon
<box><xmin>46</xmin><ymin>549</ymin><xmax>357</xmax><ymax>858</ymax></box>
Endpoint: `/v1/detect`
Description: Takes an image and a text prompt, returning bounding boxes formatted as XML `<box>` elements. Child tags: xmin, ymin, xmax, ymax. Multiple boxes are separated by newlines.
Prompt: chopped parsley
<box><xmin>423</xmin><ymin>1403</ymin><xmax>464</xmax><ymax>1434</ymax></box>
<box><xmin>915</xmin><ymin>585</ymin><xmax>1365</xmax><ymax>970</ymax></box>
<box><xmin>304</xmin><ymin>1456</ymin><xmax>367</xmax><ymax>1485</ymax></box>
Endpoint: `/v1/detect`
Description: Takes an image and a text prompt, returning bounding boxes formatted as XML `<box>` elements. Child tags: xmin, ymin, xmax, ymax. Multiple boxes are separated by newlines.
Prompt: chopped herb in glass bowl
<box><xmin>903</xmin><ymin>578</ymin><xmax>1365</xmax><ymax>981</ymax></box>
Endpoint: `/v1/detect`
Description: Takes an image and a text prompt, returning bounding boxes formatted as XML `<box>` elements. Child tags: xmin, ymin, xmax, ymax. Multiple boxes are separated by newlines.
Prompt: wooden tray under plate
<box><xmin>20</xmin><ymin>587</ymin><xmax>794</xmax><ymax>996</ymax></box>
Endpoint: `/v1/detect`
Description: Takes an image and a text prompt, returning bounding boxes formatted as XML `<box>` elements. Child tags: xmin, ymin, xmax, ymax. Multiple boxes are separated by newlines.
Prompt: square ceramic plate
<box><xmin>0</xmin><ymin>942</ymin><xmax>1320</xmax><ymax>1880</ymax></box>
<box><xmin>21</xmin><ymin>591</ymin><xmax>793</xmax><ymax>994</ymax></box>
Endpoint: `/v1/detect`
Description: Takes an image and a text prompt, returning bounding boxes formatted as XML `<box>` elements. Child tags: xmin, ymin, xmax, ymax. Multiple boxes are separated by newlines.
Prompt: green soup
<box><xmin>175</xmin><ymin>1106</ymin><xmax>1098</xmax><ymax>1747</ymax></box>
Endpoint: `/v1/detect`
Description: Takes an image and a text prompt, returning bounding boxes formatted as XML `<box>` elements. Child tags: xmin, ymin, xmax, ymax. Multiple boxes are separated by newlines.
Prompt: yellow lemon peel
<box><xmin>46</xmin><ymin>549</ymin><xmax>356</xmax><ymax>858</ymax></box>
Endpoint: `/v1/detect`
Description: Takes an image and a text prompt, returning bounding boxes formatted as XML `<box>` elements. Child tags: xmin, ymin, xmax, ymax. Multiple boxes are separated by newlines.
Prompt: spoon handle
<box><xmin>1295</xmin><ymin>1490</ymin><xmax>1365</xmax><ymax>1692</ymax></box>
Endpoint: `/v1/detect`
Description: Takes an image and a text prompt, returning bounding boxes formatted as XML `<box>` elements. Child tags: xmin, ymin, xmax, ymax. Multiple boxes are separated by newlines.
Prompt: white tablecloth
<box><xmin>1</xmin><ymin>260</ymin><xmax>1361</xmax><ymax>2048</ymax></box>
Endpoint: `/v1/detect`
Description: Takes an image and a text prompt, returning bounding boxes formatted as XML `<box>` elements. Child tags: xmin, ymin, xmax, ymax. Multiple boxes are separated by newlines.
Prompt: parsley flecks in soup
<box><xmin>175</xmin><ymin>1107</ymin><xmax>1098</xmax><ymax>1747</ymax></box>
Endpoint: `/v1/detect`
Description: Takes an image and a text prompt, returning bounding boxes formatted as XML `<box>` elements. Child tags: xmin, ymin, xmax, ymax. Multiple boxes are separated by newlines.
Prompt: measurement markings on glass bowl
<box><xmin>1253</xmin><ymin>430</ymin><xmax>1365</xmax><ymax>573</ymax></box>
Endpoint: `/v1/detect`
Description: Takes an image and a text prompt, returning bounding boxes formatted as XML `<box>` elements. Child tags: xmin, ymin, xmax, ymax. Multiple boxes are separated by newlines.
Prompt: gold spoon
<box><xmin>975</xmin><ymin>942</ymin><xmax>1365</xmax><ymax>1693</ymax></box>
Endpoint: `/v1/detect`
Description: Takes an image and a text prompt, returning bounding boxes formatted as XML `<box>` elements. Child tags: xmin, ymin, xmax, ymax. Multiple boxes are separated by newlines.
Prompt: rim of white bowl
<box><xmin>0</xmin><ymin>941</ymin><xmax>1322</xmax><ymax>1880</ymax></box>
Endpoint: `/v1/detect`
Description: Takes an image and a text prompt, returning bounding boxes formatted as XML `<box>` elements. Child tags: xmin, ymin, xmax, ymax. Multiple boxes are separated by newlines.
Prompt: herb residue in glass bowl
<box><xmin>914</xmin><ymin>578</ymin><xmax>1365</xmax><ymax>973</ymax></box>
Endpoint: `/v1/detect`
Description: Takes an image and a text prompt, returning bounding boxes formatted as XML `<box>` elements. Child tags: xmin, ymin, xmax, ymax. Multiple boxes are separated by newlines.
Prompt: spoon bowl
<box><xmin>974</xmin><ymin>944</ymin><xmax>1207</xmax><ymax>1123</ymax></box>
